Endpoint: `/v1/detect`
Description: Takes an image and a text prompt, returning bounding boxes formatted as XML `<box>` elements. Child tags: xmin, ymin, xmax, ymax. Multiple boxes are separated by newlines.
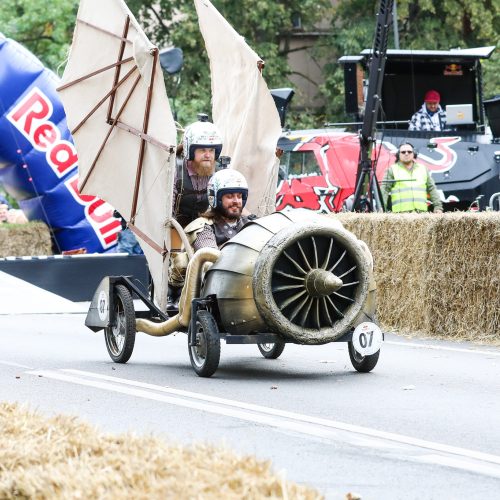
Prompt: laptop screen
<box><xmin>446</xmin><ymin>104</ymin><xmax>474</xmax><ymax>125</ymax></box>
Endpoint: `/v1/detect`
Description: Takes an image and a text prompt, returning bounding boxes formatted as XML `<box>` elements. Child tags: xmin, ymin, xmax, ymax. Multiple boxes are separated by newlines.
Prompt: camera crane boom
<box><xmin>351</xmin><ymin>0</ymin><xmax>394</xmax><ymax>212</ymax></box>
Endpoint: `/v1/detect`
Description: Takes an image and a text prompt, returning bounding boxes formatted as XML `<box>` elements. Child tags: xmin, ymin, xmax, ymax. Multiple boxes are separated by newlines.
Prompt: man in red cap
<box><xmin>409</xmin><ymin>90</ymin><xmax>446</xmax><ymax>131</ymax></box>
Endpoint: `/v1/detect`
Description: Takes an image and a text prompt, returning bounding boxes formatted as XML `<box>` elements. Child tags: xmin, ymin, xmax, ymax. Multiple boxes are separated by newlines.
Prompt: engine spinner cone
<box><xmin>304</xmin><ymin>268</ymin><xmax>343</xmax><ymax>297</ymax></box>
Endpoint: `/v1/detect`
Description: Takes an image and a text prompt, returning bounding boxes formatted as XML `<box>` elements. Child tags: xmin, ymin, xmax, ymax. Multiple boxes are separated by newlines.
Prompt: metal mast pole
<box><xmin>351</xmin><ymin>0</ymin><xmax>394</xmax><ymax>212</ymax></box>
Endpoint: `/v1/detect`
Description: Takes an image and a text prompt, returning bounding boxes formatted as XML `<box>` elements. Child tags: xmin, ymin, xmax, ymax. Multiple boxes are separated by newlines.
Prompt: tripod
<box><xmin>350</xmin><ymin>154</ymin><xmax>385</xmax><ymax>212</ymax></box>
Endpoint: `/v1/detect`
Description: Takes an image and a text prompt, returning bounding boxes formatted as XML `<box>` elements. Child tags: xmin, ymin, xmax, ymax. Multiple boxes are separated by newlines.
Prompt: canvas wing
<box><xmin>194</xmin><ymin>0</ymin><xmax>282</xmax><ymax>216</ymax></box>
<box><xmin>58</xmin><ymin>0</ymin><xmax>177</xmax><ymax>308</ymax></box>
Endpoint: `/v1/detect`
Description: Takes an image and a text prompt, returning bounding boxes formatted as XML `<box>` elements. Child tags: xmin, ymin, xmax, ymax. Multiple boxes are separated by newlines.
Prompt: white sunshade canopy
<box><xmin>58</xmin><ymin>0</ymin><xmax>177</xmax><ymax>309</ymax></box>
<box><xmin>195</xmin><ymin>0</ymin><xmax>282</xmax><ymax>216</ymax></box>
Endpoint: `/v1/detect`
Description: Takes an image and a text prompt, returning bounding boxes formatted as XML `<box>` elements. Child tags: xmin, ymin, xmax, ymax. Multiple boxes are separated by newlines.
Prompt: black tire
<box><xmin>257</xmin><ymin>341</ymin><xmax>286</xmax><ymax>359</ymax></box>
<box><xmin>189</xmin><ymin>310</ymin><xmax>221</xmax><ymax>377</ymax></box>
<box><xmin>348</xmin><ymin>341</ymin><xmax>380</xmax><ymax>373</ymax></box>
<box><xmin>104</xmin><ymin>284</ymin><xmax>136</xmax><ymax>363</ymax></box>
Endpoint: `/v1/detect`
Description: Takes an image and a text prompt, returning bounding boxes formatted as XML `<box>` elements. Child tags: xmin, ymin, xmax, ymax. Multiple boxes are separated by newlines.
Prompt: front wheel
<box><xmin>189</xmin><ymin>310</ymin><xmax>221</xmax><ymax>377</ymax></box>
<box><xmin>348</xmin><ymin>341</ymin><xmax>380</xmax><ymax>373</ymax></box>
<box><xmin>104</xmin><ymin>284</ymin><xmax>136</xmax><ymax>363</ymax></box>
<box><xmin>258</xmin><ymin>341</ymin><xmax>286</xmax><ymax>359</ymax></box>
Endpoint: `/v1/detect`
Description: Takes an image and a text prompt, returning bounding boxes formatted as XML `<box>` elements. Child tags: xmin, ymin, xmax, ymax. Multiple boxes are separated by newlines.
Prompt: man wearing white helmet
<box><xmin>172</xmin><ymin>114</ymin><xmax>223</xmax><ymax>228</ymax></box>
<box><xmin>185</xmin><ymin>169</ymin><xmax>253</xmax><ymax>250</ymax></box>
<box><xmin>168</xmin><ymin>115</ymin><xmax>223</xmax><ymax>308</ymax></box>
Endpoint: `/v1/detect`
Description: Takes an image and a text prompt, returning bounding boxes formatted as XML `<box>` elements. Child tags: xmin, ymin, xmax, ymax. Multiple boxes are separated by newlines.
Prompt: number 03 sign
<box><xmin>352</xmin><ymin>322</ymin><xmax>383</xmax><ymax>356</ymax></box>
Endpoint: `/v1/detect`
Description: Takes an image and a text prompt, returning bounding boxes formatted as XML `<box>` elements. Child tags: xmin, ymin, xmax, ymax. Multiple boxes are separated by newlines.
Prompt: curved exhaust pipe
<box><xmin>136</xmin><ymin>247</ymin><xmax>221</xmax><ymax>337</ymax></box>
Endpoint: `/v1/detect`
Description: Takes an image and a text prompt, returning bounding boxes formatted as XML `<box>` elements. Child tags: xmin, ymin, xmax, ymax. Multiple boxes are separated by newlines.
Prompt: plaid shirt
<box><xmin>409</xmin><ymin>104</ymin><xmax>446</xmax><ymax>131</ymax></box>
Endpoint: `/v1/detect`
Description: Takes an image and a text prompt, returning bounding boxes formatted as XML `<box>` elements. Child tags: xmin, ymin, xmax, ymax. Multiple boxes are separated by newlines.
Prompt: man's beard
<box><xmin>192</xmin><ymin>161</ymin><xmax>214</xmax><ymax>176</ymax></box>
<box><xmin>219</xmin><ymin>205</ymin><xmax>242</xmax><ymax>220</ymax></box>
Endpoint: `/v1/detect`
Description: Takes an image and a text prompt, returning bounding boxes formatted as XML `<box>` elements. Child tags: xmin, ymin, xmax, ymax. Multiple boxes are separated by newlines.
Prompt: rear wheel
<box><xmin>258</xmin><ymin>341</ymin><xmax>286</xmax><ymax>359</ymax></box>
<box><xmin>348</xmin><ymin>341</ymin><xmax>379</xmax><ymax>372</ymax></box>
<box><xmin>104</xmin><ymin>284</ymin><xmax>136</xmax><ymax>363</ymax></box>
<box><xmin>189</xmin><ymin>310</ymin><xmax>221</xmax><ymax>377</ymax></box>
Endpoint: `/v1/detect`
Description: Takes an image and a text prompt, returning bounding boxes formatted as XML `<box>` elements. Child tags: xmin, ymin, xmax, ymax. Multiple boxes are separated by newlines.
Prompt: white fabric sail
<box><xmin>58</xmin><ymin>0</ymin><xmax>177</xmax><ymax>309</ymax></box>
<box><xmin>194</xmin><ymin>0</ymin><xmax>282</xmax><ymax>216</ymax></box>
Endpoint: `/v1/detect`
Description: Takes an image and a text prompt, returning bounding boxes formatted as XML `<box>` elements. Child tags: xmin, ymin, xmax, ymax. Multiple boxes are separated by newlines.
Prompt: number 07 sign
<box><xmin>352</xmin><ymin>322</ymin><xmax>383</xmax><ymax>356</ymax></box>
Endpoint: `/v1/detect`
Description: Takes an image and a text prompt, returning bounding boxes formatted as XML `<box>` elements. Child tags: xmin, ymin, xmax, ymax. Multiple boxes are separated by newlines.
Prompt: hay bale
<box><xmin>0</xmin><ymin>402</ymin><xmax>323</xmax><ymax>499</ymax></box>
<box><xmin>332</xmin><ymin>212</ymin><xmax>500</xmax><ymax>344</ymax></box>
<box><xmin>426</xmin><ymin>212</ymin><xmax>499</xmax><ymax>343</ymax></box>
<box><xmin>0</xmin><ymin>222</ymin><xmax>53</xmax><ymax>257</ymax></box>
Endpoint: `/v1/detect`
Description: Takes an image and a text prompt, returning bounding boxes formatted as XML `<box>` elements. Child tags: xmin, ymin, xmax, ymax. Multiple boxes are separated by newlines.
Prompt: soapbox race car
<box><xmin>85</xmin><ymin>210</ymin><xmax>383</xmax><ymax>377</ymax></box>
<box><xmin>58</xmin><ymin>1</ymin><xmax>382</xmax><ymax>378</ymax></box>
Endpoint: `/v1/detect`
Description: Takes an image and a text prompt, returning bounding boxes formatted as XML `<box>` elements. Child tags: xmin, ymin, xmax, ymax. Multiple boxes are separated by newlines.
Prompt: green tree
<box><xmin>126</xmin><ymin>0</ymin><xmax>332</xmax><ymax>126</ymax></box>
<box><xmin>321</xmin><ymin>0</ymin><xmax>499</xmax><ymax>120</ymax></box>
<box><xmin>0</xmin><ymin>0</ymin><xmax>78</xmax><ymax>73</ymax></box>
<box><xmin>0</xmin><ymin>0</ymin><xmax>496</xmax><ymax>126</ymax></box>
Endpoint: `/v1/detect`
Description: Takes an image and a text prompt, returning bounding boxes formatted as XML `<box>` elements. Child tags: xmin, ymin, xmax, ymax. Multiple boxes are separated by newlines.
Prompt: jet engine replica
<box><xmin>86</xmin><ymin>210</ymin><xmax>382</xmax><ymax>377</ymax></box>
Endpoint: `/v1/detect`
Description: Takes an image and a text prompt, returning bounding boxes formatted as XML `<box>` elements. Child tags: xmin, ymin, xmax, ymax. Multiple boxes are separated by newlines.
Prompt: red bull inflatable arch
<box><xmin>0</xmin><ymin>33</ymin><xmax>121</xmax><ymax>253</ymax></box>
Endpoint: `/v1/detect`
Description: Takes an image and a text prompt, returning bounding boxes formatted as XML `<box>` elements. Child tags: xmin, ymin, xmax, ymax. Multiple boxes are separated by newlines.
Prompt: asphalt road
<box><xmin>1</xmin><ymin>312</ymin><xmax>500</xmax><ymax>500</ymax></box>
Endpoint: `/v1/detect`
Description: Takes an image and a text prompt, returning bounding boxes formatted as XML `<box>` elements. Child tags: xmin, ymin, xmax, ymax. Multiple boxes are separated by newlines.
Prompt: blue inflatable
<box><xmin>0</xmin><ymin>33</ymin><xmax>121</xmax><ymax>253</ymax></box>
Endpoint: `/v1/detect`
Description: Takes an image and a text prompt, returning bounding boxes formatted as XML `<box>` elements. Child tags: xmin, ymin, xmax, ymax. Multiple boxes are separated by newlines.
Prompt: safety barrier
<box><xmin>0</xmin><ymin>222</ymin><xmax>148</xmax><ymax>301</ymax></box>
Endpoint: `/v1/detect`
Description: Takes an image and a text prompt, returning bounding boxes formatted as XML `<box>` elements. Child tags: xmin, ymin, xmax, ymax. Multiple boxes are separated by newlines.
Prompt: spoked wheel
<box><xmin>104</xmin><ymin>284</ymin><xmax>136</xmax><ymax>363</ymax></box>
<box><xmin>189</xmin><ymin>310</ymin><xmax>221</xmax><ymax>378</ymax></box>
<box><xmin>257</xmin><ymin>341</ymin><xmax>286</xmax><ymax>359</ymax></box>
<box><xmin>348</xmin><ymin>341</ymin><xmax>380</xmax><ymax>373</ymax></box>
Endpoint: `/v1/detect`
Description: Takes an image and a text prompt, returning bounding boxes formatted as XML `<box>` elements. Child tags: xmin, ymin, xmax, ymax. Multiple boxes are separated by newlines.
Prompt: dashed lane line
<box><xmin>27</xmin><ymin>368</ymin><xmax>500</xmax><ymax>479</ymax></box>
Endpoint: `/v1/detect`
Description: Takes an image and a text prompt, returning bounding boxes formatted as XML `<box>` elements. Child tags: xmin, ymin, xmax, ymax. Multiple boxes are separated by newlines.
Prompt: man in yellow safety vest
<box><xmin>381</xmin><ymin>143</ymin><xmax>443</xmax><ymax>213</ymax></box>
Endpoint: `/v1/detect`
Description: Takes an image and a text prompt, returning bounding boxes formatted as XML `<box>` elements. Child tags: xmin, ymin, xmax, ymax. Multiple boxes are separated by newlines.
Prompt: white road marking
<box><xmin>385</xmin><ymin>341</ymin><xmax>500</xmax><ymax>356</ymax></box>
<box><xmin>27</xmin><ymin>368</ymin><xmax>500</xmax><ymax>478</ymax></box>
<box><xmin>417</xmin><ymin>454</ymin><xmax>500</xmax><ymax>479</ymax></box>
<box><xmin>0</xmin><ymin>360</ymin><xmax>34</xmax><ymax>369</ymax></box>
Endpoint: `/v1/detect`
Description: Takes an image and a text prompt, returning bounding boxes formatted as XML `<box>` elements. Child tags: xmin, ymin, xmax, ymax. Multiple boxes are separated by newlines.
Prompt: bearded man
<box><xmin>172</xmin><ymin>114</ymin><xmax>223</xmax><ymax>228</ymax></box>
<box><xmin>185</xmin><ymin>169</ymin><xmax>253</xmax><ymax>250</ymax></box>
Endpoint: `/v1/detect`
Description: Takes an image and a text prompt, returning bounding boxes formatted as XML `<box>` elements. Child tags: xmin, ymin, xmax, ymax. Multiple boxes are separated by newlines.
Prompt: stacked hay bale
<box><xmin>334</xmin><ymin>212</ymin><xmax>499</xmax><ymax>344</ymax></box>
<box><xmin>0</xmin><ymin>222</ymin><xmax>53</xmax><ymax>257</ymax></box>
<box><xmin>0</xmin><ymin>402</ymin><xmax>322</xmax><ymax>499</ymax></box>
